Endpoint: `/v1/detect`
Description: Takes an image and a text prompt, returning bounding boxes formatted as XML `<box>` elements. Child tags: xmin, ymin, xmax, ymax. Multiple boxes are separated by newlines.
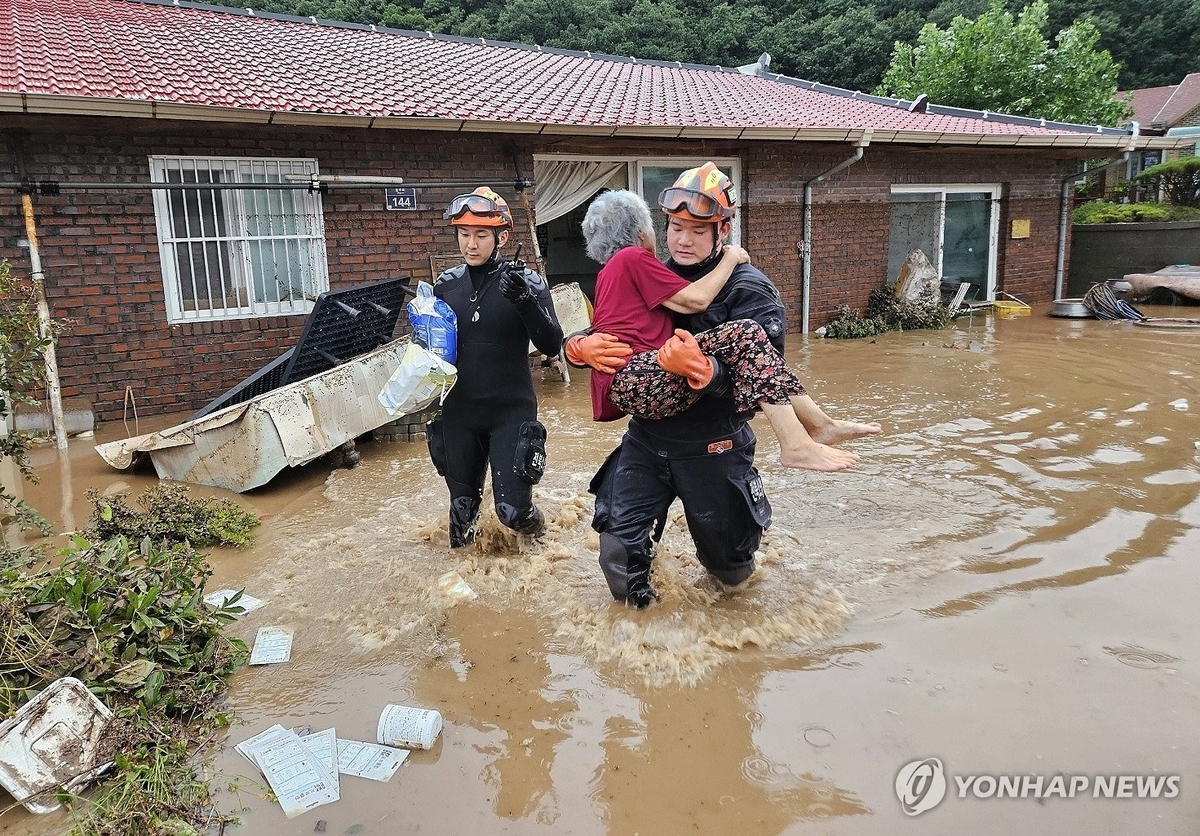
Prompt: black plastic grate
<box><xmin>190</xmin><ymin>277</ymin><xmax>412</xmax><ymax>420</ymax></box>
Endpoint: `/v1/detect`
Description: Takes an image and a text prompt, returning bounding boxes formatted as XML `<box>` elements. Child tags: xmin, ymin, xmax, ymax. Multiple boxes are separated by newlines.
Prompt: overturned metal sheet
<box><xmin>0</xmin><ymin>677</ymin><xmax>114</xmax><ymax>814</ymax></box>
<box><xmin>530</xmin><ymin>282</ymin><xmax>591</xmax><ymax>353</ymax></box>
<box><xmin>96</xmin><ymin>338</ymin><xmax>424</xmax><ymax>492</ymax></box>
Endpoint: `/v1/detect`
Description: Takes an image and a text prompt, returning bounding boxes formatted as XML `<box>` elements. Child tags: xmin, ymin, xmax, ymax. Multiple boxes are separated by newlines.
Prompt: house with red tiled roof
<box><xmin>1126</xmin><ymin>73</ymin><xmax>1200</xmax><ymax>136</ymax></box>
<box><xmin>1113</xmin><ymin>73</ymin><xmax>1200</xmax><ymax>190</ymax></box>
<box><xmin>0</xmin><ymin>0</ymin><xmax>1189</xmax><ymax>421</ymax></box>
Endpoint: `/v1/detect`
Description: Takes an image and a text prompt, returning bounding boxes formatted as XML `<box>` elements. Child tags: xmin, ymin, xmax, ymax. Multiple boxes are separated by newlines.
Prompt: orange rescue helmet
<box><xmin>658</xmin><ymin>162</ymin><xmax>737</xmax><ymax>223</ymax></box>
<box><xmin>444</xmin><ymin>186</ymin><xmax>514</xmax><ymax>228</ymax></box>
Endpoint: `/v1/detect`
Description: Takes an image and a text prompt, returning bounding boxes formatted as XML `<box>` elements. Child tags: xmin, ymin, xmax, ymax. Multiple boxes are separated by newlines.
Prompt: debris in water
<box><xmin>437</xmin><ymin>570</ymin><xmax>478</xmax><ymax>603</ymax></box>
<box><xmin>0</xmin><ymin>677</ymin><xmax>115</xmax><ymax>813</ymax></box>
<box><xmin>248</xmin><ymin>627</ymin><xmax>294</xmax><ymax>665</ymax></box>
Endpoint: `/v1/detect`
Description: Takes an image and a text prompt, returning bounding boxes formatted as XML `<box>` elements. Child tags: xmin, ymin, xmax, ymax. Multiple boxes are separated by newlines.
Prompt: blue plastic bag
<box><xmin>407</xmin><ymin>281</ymin><xmax>458</xmax><ymax>364</ymax></box>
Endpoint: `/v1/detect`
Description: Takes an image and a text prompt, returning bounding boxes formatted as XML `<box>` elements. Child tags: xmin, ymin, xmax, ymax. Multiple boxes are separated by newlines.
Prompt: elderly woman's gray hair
<box><xmin>582</xmin><ymin>190</ymin><xmax>656</xmax><ymax>265</ymax></box>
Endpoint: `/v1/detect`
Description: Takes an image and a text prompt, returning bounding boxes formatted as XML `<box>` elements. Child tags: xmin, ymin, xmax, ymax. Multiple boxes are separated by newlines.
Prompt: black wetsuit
<box><xmin>427</xmin><ymin>259</ymin><xmax>563</xmax><ymax>546</ymax></box>
<box><xmin>589</xmin><ymin>256</ymin><xmax>786</xmax><ymax>606</ymax></box>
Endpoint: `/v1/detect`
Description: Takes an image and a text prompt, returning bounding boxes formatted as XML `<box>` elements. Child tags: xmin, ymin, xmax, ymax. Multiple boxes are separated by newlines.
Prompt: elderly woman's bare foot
<box><xmin>780</xmin><ymin>441</ymin><xmax>858</xmax><ymax>471</ymax></box>
<box><xmin>809</xmin><ymin>420</ymin><xmax>882</xmax><ymax>446</ymax></box>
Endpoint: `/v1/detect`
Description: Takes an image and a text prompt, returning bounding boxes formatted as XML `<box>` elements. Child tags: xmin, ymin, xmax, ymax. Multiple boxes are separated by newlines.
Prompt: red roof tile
<box><xmin>1124</xmin><ymin>85</ymin><xmax>1177</xmax><ymax>126</ymax></box>
<box><xmin>0</xmin><ymin>0</ymin><xmax>1140</xmax><ymax>143</ymax></box>
<box><xmin>1156</xmin><ymin>74</ymin><xmax>1200</xmax><ymax>127</ymax></box>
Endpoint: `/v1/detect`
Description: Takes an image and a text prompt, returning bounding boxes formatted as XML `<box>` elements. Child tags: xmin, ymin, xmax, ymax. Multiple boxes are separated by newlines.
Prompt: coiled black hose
<box><xmin>1083</xmin><ymin>283</ymin><xmax>1146</xmax><ymax>321</ymax></box>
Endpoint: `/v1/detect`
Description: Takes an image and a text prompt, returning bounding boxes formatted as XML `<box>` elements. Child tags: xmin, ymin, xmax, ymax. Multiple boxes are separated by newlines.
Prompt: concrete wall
<box><xmin>1068</xmin><ymin>222</ymin><xmax>1200</xmax><ymax>295</ymax></box>
<box><xmin>1</xmin><ymin>115</ymin><xmax>1075</xmax><ymax>420</ymax></box>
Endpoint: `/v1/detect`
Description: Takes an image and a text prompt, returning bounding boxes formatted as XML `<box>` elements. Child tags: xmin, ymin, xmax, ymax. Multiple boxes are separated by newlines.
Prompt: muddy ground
<box><xmin>4</xmin><ymin>304</ymin><xmax>1199</xmax><ymax>834</ymax></box>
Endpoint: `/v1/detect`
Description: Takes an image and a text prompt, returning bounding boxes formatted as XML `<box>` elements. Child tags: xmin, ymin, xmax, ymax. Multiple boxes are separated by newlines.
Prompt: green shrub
<box><xmin>0</xmin><ymin>260</ymin><xmax>57</xmax><ymax>546</ymax></box>
<box><xmin>1136</xmin><ymin>156</ymin><xmax>1200</xmax><ymax>207</ymax></box>
<box><xmin>1</xmin><ymin>534</ymin><xmax>248</xmax><ymax>834</ymax></box>
<box><xmin>1072</xmin><ymin>200</ymin><xmax>1200</xmax><ymax>224</ymax></box>
<box><xmin>823</xmin><ymin>305</ymin><xmax>889</xmax><ymax>339</ymax></box>
<box><xmin>823</xmin><ymin>287</ymin><xmax>952</xmax><ymax>339</ymax></box>
<box><xmin>86</xmin><ymin>484</ymin><xmax>259</xmax><ymax>548</ymax></box>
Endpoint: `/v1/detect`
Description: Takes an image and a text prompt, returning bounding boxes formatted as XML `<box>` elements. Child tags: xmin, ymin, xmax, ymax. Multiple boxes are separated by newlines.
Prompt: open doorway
<box><xmin>534</xmin><ymin>156</ymin><xmax>743</xmax><ymax>302</ymax></box>
<box><xmin>538</xmin><ymin>166</ymin><xmax>628</xmax><ymax>299</ymax></box>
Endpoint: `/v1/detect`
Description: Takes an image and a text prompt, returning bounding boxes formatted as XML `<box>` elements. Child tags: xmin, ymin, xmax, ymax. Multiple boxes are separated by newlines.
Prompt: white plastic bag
<box><xmin>377</xmin><ymin>342</ymin><xmax>457</xmax><ymax>417</ymax></box>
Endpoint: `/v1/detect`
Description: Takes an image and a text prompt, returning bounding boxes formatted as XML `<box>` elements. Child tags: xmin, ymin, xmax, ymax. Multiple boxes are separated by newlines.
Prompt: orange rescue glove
<box><xmin>565</xmin><ymin>332</ymin><xmax>633</xmax><ymax>374</ymax></box>
<box><xmin>657</xmin><ymin>329</ymin><xmax>714</xmax><ymax>389</ymax></box>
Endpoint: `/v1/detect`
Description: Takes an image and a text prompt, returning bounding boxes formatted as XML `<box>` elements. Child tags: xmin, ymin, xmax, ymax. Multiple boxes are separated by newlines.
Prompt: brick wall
<box><xmin>1</xmin><ymin>117</ymin><xmax>1079</xmax><ymax>420</ymax></box>
<box><xmin>0</xmin><ymin>117</ymin><xmax>555</xmax><ymax>421</ymax></box>
<box><xmin>746</xmin><ymin>144</ymin><xmax>1076</xmax><ymax>326</ymax></box>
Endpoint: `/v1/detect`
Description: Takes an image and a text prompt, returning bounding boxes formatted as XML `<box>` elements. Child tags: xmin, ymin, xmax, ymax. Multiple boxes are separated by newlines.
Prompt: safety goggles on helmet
<box><xmin>658</xmin><ymin>186</ymin><xmax>736</xmax><ymax>221</ymax></box>
<box><xmin>444</xmin><ymin>189</ymin><xmax>513</xmax><ymax>228</ymax></box>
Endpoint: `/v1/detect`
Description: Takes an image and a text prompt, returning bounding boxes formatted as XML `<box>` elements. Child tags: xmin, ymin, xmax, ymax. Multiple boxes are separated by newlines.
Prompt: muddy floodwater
<box><xmin>5</xmin><ymin>304</ymin><xmax>1200</xmax><ymax>834</ymax></box>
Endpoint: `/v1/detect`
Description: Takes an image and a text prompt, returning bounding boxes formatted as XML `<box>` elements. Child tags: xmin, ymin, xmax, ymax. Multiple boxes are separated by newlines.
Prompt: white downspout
<box><xmin>801</xmin><ymin>129</ymin><xmax>871</xmax><ymax>334</ymax></box>
<box><xmin>1056</xmin><ymin>122</ymin><xmax>1138</xmax><ymax>299</ymax></box>
<box><xmin>20</xmin><ymin>192</ymin><xmax>68</xmax><ymax>450</ymax></box>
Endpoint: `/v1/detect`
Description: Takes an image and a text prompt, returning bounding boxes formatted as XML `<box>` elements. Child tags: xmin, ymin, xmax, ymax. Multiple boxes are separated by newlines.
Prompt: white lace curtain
<box><xmin>532</xmin><ymin>160</ymin><xmax>627</xmax><ymax>225</ymax></box>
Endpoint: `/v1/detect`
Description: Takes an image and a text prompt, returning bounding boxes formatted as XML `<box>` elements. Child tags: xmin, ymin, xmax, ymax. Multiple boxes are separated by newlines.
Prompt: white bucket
<box><xmin>377</xmin><ymin>704</ymin><xmax>442</xmax><ymax>750</ymax></box>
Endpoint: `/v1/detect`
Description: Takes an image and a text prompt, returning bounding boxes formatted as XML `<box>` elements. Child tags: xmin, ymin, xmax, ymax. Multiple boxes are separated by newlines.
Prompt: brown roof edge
<box><xmin>0</xmin><ymin>93</ymin><xmax>1191</xmax><ymax>151</ymax></box>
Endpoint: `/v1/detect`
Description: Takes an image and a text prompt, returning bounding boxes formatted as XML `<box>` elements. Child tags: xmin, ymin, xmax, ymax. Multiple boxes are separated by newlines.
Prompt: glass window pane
<box><xmin>151</xmin><ymin>155</ymin><xmax>329</xmax><ymax>321</ymax></box>
<box><xmin>640</xmin><ymin>166</ymin><xmax>681</xmax><ymax>256</ymax></box>
<box><xmin>943</xmin><ymin>193</ymin><xmax>991</xmax><ymax>297</ymax></box>
<box><xmin>888</xmin><ymin>192</ymin><xmax>941</xmax><ymax>284</ymax></box>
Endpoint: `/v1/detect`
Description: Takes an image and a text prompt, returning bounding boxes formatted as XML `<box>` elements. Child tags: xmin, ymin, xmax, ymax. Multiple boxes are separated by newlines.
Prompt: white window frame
<box><xmin>149</xmin><ymin>155</ymin><xmax>329</xmax><ymax>323</ymax></box>
<box><xmin>890</xmin><ymin>184</ymin><xmax>1001</xmax><ymax>301</ymax></box>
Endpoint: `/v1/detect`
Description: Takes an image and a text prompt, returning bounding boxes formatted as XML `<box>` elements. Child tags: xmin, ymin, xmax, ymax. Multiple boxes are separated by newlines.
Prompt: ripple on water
<box><xmin>741</xmin><ymin>754</ymin><xmax>797</xmax><ymax>786</ymax></box>
<box><xmin>803</xmin><ymin>726</ymin><xmax>836</xmax><ymax>748</ymax></box>
<box><xmin>1103</xmin><ymin>644</ymin><xmax>1180</xmax><ymax>670</ymax></box>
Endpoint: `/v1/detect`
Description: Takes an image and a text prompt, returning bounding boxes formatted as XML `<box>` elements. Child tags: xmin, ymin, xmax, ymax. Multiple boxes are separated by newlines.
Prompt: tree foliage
<box><xmin>876</xmin><ymin>0</ymin><xmax>1132</xmax><ymax>125</ymax></box>
<box><xmin>1136</xmin><ymin>156</ymin><xmax>1200</xmax><ymax>208</ymax></box>
<box><xmin>248</xmin><ymin>0</ymin><xmax>1195</xmax><ymax>96</ymax></box>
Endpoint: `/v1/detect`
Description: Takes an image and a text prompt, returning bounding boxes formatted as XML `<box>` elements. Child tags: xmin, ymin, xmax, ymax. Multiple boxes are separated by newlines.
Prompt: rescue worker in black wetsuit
<box><xmin>426</xmin><ymin>187</ymin><xmax>564</xmax><ymax>547</ymax></box>
<box><xmin>566</xmin><ymin>163</ymin><xmax>878</xmax><ymax>607</ymax></box>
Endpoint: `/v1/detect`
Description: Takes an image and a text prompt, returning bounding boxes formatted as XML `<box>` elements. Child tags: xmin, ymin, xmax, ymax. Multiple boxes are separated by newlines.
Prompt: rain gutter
<box><xmin>800</xmin><ymin>130</ymin><xmax>871</xmax><ymax>334</ymax></box>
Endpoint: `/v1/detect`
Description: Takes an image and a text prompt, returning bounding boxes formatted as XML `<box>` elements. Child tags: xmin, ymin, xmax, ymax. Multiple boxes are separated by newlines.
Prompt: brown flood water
<box><xmin>4</xmin><ymin>304</ymin><xmax>1200</xmax><ymax>834</ymax></box>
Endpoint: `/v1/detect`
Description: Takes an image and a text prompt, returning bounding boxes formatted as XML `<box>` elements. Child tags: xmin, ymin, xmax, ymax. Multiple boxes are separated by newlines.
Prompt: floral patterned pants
<box><xmin>607</xmin><ymin>319</ymin><xmax>807</xmax><ymax>420</ymax></box>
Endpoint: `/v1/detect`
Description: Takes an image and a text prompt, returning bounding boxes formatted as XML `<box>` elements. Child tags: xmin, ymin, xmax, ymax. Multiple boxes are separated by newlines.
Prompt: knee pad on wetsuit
<box><xmin>497</xmin><ymin>502</ymin><xmax>545</xmax><ymax>537</ymax></box>
<box><xmin>513</xmin><ymin>421</ymin><xmax>547</xmax><ymax>484</ymax></box>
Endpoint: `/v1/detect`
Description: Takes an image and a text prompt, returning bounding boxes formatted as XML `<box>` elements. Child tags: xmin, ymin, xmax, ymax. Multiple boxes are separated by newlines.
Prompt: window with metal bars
<box><xmin>149</xmin><ymin>155</ymin><xmax>329</xmax><ymax>323</ymax></box>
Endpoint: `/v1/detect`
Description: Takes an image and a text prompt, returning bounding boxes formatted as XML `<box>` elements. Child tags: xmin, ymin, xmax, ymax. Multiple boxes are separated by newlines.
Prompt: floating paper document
<box><xmin>249</xmin><ymin>627</ymin><xmax>294</xmax><ymax>665</ymax></box>
<box><xmin>204</xmin><ymin>588</ymin><xmax>266</xmax><ymax>615</ymax></box>
<box><xmin>299</xmin><ymin>728</ymin><xmax>340</xmax><ymax>795</ymax></box>
<box><xmin>234</xmin><ymin>725</ymin><xmax>339</xmax><ymax>818</ymax></box>
<box><xmin>336</xmin><ymin>739</ymin><xmax>409</xmax><ymax>781</ymax></box>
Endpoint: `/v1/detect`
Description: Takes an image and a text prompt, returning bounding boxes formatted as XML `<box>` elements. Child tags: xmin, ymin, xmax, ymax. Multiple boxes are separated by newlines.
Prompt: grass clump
<box><xmin>1</xmin><ymin>492</ymin><xmax>258</xmax><ymax>834</ymax></box>
<box><xmin>823</xmin><ymin>287</ymin><xmax>952</xmax><ymax>339</ymax></box>
<box><xmin>86</xmin><ymin>483</ymin><xmax>259</xmax><ymax>548</ymax></box>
